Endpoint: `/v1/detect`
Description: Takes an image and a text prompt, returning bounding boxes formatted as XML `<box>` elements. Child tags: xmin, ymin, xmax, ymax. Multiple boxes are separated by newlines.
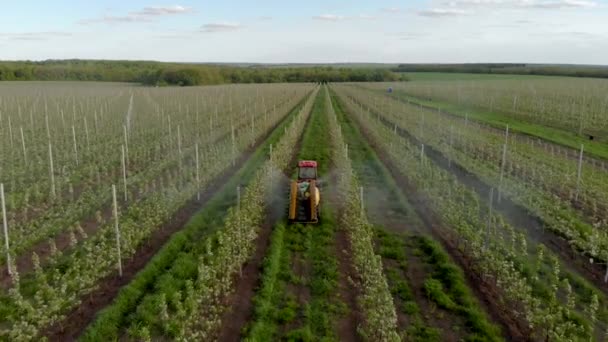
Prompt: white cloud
<box><xmin>419</xmin><ymin>8</ymin><xmax>469</xmax><ymax>16</ymax></box>
<box><xmin>312</xmin><ymin>13</ymin><xmax>377</xmax><ymax>21</ymax></box>
<box><xmin>0</xmin><ymin>32</ymin><xmax>72</xmax><ymax>41</ymax></box>
<box><xmin>395</xmin><ymin>32</ymin><xmax>429</xmax><ymax>40</ymax></box>
<box><xmin>312</xmin><ymin>14</ymin><xmax>345</xmax><ymax>21</ymax></box>
<box><xmin>132</xmin><ymin>5</ymin><xmax>193</xmax><ymax>16</ymax></box>
<box><xmin>201</xmin><ymin>22</ymin><xmax>243</xmax><ymax>33</ymax></box>
<box><xmin>381</xmin><ymin>7</ymin><xmax>403</xmax><ymax>13</ymax></box>
<box><xmin>418</xmin><ymin>0</ymin><xmax>598</xmax><ymax>18</ymax></box>
<box><xmin>79</xmin><ymin>15</ymin><xmax>154</xmax><ymax>25</ymax></box>
<box><xmin>355</xmin><ymin>14</ymin><xmax>378</xmax><ymax>20</ymax></box>
<box><xmin>440</xmin><ymin>0</ymin><xmax>598</xmax><ymax>9</ymax></box>
<box><xmin>526</xmin><ymin>0</ymin><xmax>598</xmax><ymax>9</ymax></box>
<box><xmin>80</xmin><ymin>4</ymin><xmax>193</xmax><ymax>25</ymax></box>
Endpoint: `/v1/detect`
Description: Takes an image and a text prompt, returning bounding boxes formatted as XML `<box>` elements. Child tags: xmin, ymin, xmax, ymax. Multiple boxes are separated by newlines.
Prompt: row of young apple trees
<box><xmin>125</xmin><ymin>86</ymin><xmax>319</xmax><ymax>341</ymax></box>
<box><xmin>325</xmin><ymin>87</ymin><xmax>400</xmax><ymax>341</ymax></box>
<box><xmin>372</xmin><ymin>77</ymin><xmax>608</xmax><ymax>137</ymax></box>
<box><xmin>334</xmin><ymin>85</ymin><xmax>608</xmax><ymax>341</ymax></box>
<box><xmin>0</xmin><ymin>84</ymin><xmax>314</xmax><ymax>340</ymax></box>
<box><xmin>0</xmin><ymin>83</ymin><xmax>308</xmax><ymax>266</ymax></box>
<box><xmin>0</xmin><ymin>86</ymin><xmax>307</xmax><ymax>276</ymax></box>
<box><xmin>338</xmin><ymin>85</ymin><xmax>608</xmax><ymax>283</ymax></box>
<box><xmin>352</xmin><ymin>84</ymin><xmax>608</xmax><ymax>223</ymax></box>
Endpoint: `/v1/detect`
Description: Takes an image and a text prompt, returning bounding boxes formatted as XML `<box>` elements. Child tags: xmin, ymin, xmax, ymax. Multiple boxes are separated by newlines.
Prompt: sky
<box><xmin>1</xmin><ymin>0</ymin><xmax>607</xmax><ymax>64</ymax></box>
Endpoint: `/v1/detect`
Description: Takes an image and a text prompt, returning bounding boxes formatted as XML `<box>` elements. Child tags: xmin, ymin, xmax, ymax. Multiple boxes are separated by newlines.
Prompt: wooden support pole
<box><xmin>498</xmin><ymin>144</ymin><xmax>507</xmax><ymax>203</ymax></box>
<box><xmin>1</xmin><ymin>184</ymin><xmax>11</xmax><ymax>275</ymax></box>
<box><xmin>72</xmin><ymin>125</ymin><xmax>79</xmax><ymax>166</ymax></box>
<box><xmin>360</xmin><ymin>186</ymin><xmax>364</xmax><ymax>216</ymax></box>
<box><xmin>485</xmin><ymin>187</ymin><xmax>494</xmax><ymax>250</ymax></box>
<box><xmin>48</xmin><ymin>142</ymin><xmax>56</xmax><ymax>199</ymax></box>
<box><xmin>112</xmin><ymin>185</ymin><xmax>122</xmax><ymax>277</ymax></box>
<box><xmin>121</xmin><ymin>145</ymin><xmax>128</xmax><ymax>202</ymax></box>
<box><xmin>195</xmin><ymin>143</ymin><xmax>200</xmax><ymax>201</ymax></box>
<box><xmin>575</xmin><ymin>144</ymin><xmax>584</xmax><ymax>201</ymax></box>
<box><xmin>20</xmin><ymin>126</ymin><xmax>27</xmax><ymax>165</ymax></box>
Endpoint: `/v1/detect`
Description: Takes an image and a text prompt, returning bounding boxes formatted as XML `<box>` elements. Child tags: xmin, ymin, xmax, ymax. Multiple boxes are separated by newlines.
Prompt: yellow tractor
<box><xmin>288</xmin><ymin>160</ymin><xmax>321</xmax><ymax>224</ymax></box>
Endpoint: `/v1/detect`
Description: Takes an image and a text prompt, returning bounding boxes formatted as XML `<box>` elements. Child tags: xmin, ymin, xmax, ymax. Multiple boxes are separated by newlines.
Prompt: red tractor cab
<box><xmin>289</xmin><ymin>160</ymin><xmax>321</xmax><ymax>224</ymax></box>
<box><xmin>298</xmin><ymin>160</ymin><xmax>318</xmax><ymax>181</ymax></box>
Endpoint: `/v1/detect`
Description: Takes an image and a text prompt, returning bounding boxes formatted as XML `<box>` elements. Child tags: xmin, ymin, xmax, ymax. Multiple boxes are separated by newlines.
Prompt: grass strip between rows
<box><xmin>245</xmin><ymin>86</ymin><xmax>345</xmax><ymax>340</ymax></box>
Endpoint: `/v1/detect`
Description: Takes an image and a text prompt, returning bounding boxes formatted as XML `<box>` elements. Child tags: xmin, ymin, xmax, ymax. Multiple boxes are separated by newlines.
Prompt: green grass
<box><xmin>246</xmin><ymin>87</ymin><xmax>344</xmax><ymax>341</ymax></box>
<box><xmin>304</xmin><ymin>206</ymin><xmax>344</xmax><ymax>339</ymax></box>
<box><xmin>297</xmin><ymin>87</ymin><xmax>331</xmax><ymax>175</ymax></box>
<box><xmin>80</xmin><ymin>94</ymin><xmax>310</xmax><ymax>341</ymax></box>
<box><xmin>288</xmin><ymin>86</ymin><xmax>344</xmax><ymax>339</ymax></box>
<box><xmin>374</xmin><ymin>229</ymin><xmax>449</xmax><ymax>342</ymax></box>
<box><xmin>403</xmin><ymin>72</ymin><xmax>547</xmax><ymax>82</ymax></box>
<box><xmin>414</xmin><ymin>236</ymin><xmax>503</xmax><ymax>341</ymax></box>
<box><xmin>245</xmin><ymin>221</ymin><xmax>287</xmax><ymax>340</ymax></box>
<box><xmin>386</xmin><ymin>90</ymin><xmax>608</xmax><ymax>159</ymax></box>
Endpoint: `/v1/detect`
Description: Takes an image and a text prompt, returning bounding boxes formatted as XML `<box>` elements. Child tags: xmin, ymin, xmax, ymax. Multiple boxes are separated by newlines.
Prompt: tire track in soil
<box><xmin>349</xmin><ymin>94</ymin><xmax>608</xmax><ymax>296</ymax></box>
<box><xmin>332</xmin><ymin>180</ymin><xmax>361</xmax><ymax>342</ymax></box>
<box><xmin>280</xmin><ymin>226</ymin><xmax>311</xmax><ymax>336</ymax></box>
<box><xmin>216</xmin><ymin>96</ymin><xmax>313</xmax><ymax>342</ymax></box>
<box><xmin>325</xmin><ymin>90</ymin><xmax>360</xmax><ymax>341</ymax></box>
<box><xmin>380</xmin><ymin>259</ymin><xmax>410</xmax><ymax>330</ymax></box>
<box><xmin>403</xmin><ymin>239</ymin><xmax>467</xmax><ymax>342</ymax></box>
<box><xmin>42</xmin><ymin>97</ymin><xmax>306</xmax><ymax>341</ymax></box>
<box><xmin>216</xmin><ymin>215</ymin><xmax>276</xmax><ymax>342</ymax></box>
<box><xmin>341</xmin><ymin>92</ymin><xmax>529</xmax><ymax>341</ymax></box>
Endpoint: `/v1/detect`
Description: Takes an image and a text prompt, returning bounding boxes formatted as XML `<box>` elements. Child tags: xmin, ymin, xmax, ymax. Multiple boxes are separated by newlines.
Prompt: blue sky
<box><xmin>1</xmin><ymin>0</ymin><xmax>607</xmax><ymax>64</ymax></box>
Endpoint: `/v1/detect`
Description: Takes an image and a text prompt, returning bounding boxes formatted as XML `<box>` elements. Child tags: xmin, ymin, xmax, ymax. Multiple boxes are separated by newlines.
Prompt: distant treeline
<box><xmin>392</xmin><ymin>63</ymin><xmax>608</xmax><ymax>79</ymax></box>
<box><xmin>0</xmin><ymin>60</ymin><xmax>402</xmax><ymax>86</ymax></box>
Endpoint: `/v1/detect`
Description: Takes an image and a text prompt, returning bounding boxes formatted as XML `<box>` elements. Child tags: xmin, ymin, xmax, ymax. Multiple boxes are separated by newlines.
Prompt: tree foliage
<box><xmin>0</xmin><ymin>60</ymin><xmax>400</xmax><ymax>86</ymax></box>
<box><xmin>392</xmin><ymin>63</ymin><xmax>608</xmax><ymax>79</ymax></box>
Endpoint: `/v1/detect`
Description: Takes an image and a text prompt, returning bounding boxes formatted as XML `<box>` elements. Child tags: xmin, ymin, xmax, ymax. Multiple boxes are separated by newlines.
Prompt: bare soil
<box><xmin>216</xmin><ymin>217</ymin><xmax>275</xmax><ymax>342</ymax></box>
<box><xmin>335</xmin><ymin>221</ymin><xmax>361</xmax><ymax>342</ymax></box>
<box><xmin>380</xmin><ymin>258</ymin><xmax>411</xmax><ymax>330</ymax></box>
